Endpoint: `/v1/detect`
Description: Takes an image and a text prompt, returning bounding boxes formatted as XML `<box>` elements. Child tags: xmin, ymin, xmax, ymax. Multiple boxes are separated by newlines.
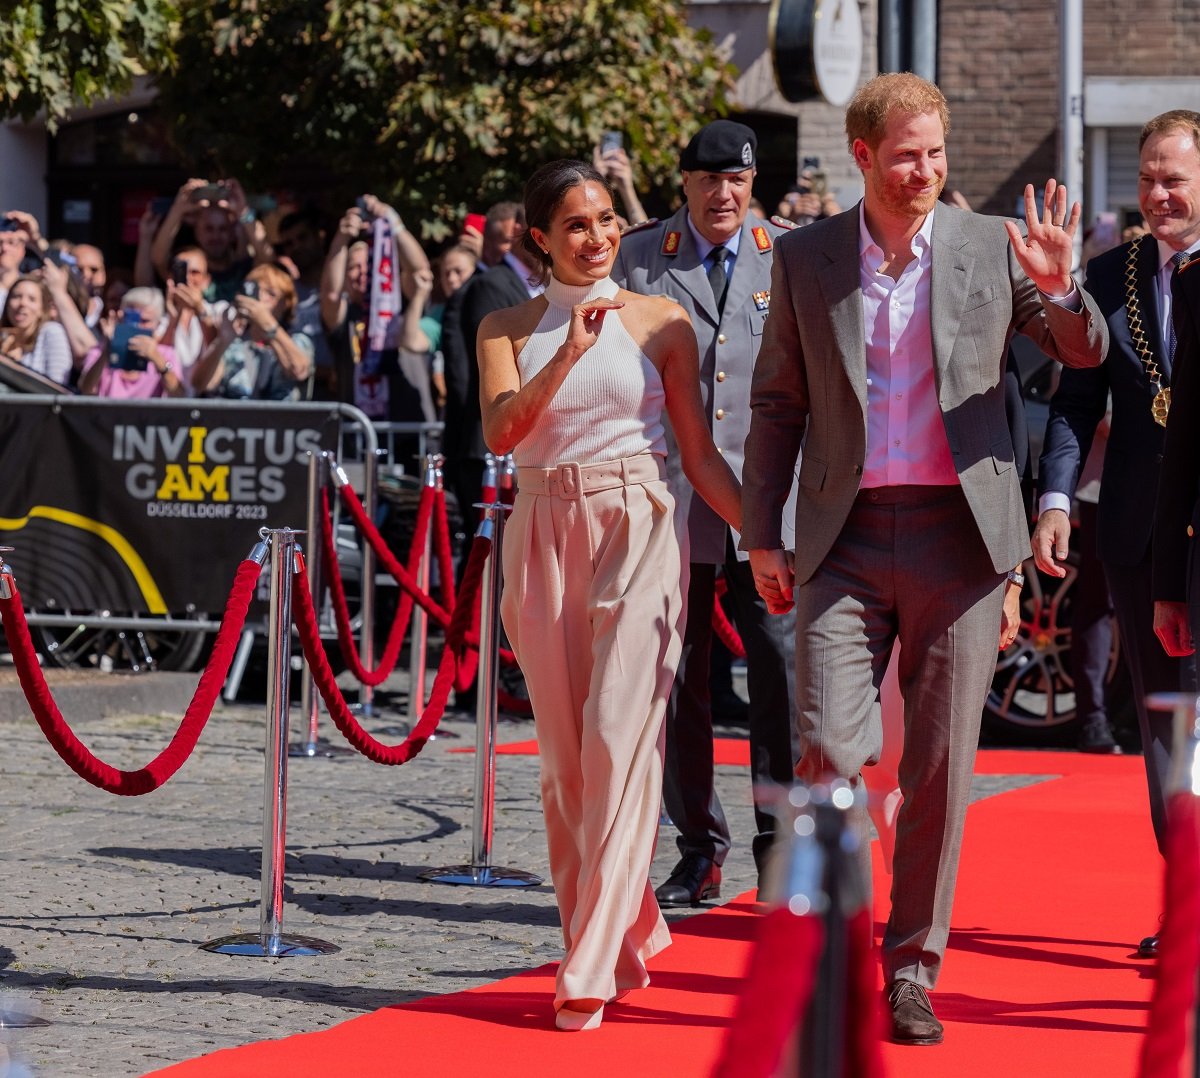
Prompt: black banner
<box><xmin>0</xmin><ymin>400</ymin><xmax>342</xmax><ymax>614</ymax></box>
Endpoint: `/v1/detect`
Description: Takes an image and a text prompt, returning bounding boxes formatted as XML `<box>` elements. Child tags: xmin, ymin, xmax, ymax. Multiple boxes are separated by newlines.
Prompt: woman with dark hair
<box><xmin>477</xmin><ymin>160</ymin><xmax>741</xmax><ymax>1031</ymax></box>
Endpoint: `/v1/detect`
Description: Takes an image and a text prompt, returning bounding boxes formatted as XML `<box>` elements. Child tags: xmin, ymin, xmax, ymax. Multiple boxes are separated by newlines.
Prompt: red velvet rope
<box><xmin>711</xmin><ymin>588</ymin><xmax>746</xmax><ymax>659</ymax></box>
<box><xmin>291</xmin><ymin>535</ymin><xmax>490</xmax><ymax>765</ymax></box>
<box><xmin>432</xmin><ymin>488</ymin><xmax>457</xmax><ymax>610</ymax></box>
<box><xmin>1138</xmin><ymin>791</ymin><xmax>1200</xmax><ymax>1077</ymax></box>
<box><xmin>320</xmin><ymin>485</ymin><xmax>434</xmax><ymax>687</ymax></box>
<box><xmin>711</xmin><ymin>906</ymin><xmax>826</xmax><ymax>1077</ymax></box>
<box><xmin>0</xmin><ymin>560</ymin><xmax>260</xmax><ymax>795</ymax></box>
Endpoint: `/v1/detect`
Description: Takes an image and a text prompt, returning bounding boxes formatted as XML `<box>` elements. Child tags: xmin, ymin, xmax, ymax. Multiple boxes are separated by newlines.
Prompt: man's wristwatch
<box><xmin>1006</xmin><ymin>569</ymin><xmax>1025</xmax><ymax>588</ymax></box>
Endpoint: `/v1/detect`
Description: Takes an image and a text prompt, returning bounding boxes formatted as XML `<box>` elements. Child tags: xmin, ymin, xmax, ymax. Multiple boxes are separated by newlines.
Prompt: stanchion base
<box><xmin>0</xmin><ymin>1008</ymin><xmax>50</xmax><ymax>1028</ymax></box>
<box><xmin>420</xmin><ymin>865</ymin><xmax>543</xmax><ymax>888</ymax></box>
<box><xmin>200</xmin><ymin>932</ymin><xmax>340</xmax><ymax>957</ymax></box>
<box><xmin>288</xmin><ymin>739</ymin><xmax>355</xmax><ymax>759</ymax></box>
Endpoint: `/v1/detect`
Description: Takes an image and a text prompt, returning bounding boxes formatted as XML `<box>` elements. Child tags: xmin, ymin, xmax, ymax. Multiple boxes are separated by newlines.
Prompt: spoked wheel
<box><xmin>984</xmin><ymin>553</ymin><xmax>1120</xmax><ymax>740</ymax></box>
<box><xmin>33</xmin><ymin>617</ymin><xmax>210</xmax><ymax>674</ymax></box>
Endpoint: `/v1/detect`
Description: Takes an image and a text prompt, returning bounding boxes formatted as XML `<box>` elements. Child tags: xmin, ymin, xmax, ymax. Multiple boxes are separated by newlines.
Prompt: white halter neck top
<box><xmin>512</xmin><ymin>275</ymin><xmax>667</xmax><ymax>468</ymax></box>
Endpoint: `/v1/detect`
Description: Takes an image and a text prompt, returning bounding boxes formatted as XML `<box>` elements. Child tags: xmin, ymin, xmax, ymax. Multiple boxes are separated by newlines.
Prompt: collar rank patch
<box><xmin>751</xmin><ymin>226</ymin><xmax>772</xmax><ymax>252</ymax></box>
<box><xmin>661</xmin><ymin>231</ymin><xmax>681</xmax><ymax>256</ymax></box>
<box><xmin>753</xmin><ymin>290</ymin><xmax>771</xmax><ymax>311</ymax></box>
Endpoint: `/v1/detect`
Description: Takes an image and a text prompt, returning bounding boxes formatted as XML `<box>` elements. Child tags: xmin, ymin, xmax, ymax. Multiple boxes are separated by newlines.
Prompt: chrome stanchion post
<box><xmin>203</xmin><ymin>530</ymin><xmax>338</xmax><ymax>957</ymax></box>
<box><xmin>421</xmin><ymin>501</ymin><xmax>542</xmax><ymax>888</ymax></box>
<box><xmin>356</xmin><ymin>447</ymin><xmax>381</xmax><ymax>717</ymax></box>
<box><xmin>290</xmin><ymin>452</ymin><xmax>350</xmax><ymax>758</ymax></box>
<box><xmin>759</xmin><ymin>780</ymin><xmax>868</xmax><ymax>1078</ymax></box>
<box><xmin>407</xmin><ymin>452</ymin><xmax>443</xmax><ymax>723</ymax></box>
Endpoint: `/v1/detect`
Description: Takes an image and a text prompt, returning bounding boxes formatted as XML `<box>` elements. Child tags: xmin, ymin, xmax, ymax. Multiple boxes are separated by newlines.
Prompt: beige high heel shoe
<box><xmin>554</xmin><ymin>1001</ymin><xmax>605</xmax><ymax>1031</ymax></box>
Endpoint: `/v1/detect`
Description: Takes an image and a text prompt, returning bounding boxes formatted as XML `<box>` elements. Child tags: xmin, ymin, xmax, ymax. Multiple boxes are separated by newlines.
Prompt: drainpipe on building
<box><xmin>1059</xmin><ymin>0</ymin><xmax>1085</xmax><ymax>270</ymax></box>
<box><xmin>910</xmin><ymin>0</ymin><xmax>937</xmax><ymax>83</ymax></box>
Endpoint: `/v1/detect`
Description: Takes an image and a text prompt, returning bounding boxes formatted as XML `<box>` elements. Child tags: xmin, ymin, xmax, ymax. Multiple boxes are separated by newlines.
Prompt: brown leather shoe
<box><xmin>886</xmin><ymin>979</ymin><xmax>944</xmax><ymax>1045</ymax></box>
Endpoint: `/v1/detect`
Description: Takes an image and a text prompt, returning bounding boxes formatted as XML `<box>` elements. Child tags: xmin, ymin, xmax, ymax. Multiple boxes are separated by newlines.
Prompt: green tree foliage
<box><xmin>158</xmin><ymin>0</ymin><xmax>735</xmax><ymax>235</ymax></box>
<box><xmin>0</xmin><ymin>0</ymin><xmax>178</xmax><ymax>128</ymax></box>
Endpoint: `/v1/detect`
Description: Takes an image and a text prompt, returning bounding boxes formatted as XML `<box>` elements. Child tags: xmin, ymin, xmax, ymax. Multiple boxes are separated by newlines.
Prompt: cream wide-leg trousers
<box><xmin>501</xmin><ymin>453</ymin><xmax>682</xmax><ymax>1006</ymax></box>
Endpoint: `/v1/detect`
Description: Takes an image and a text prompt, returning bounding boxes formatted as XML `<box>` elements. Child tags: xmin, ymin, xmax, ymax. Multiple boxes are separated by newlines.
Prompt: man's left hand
<box><xmin>1003</xmin><ymin>180</ymin><xmax>1080</xmax><ymax>298</ymax></box>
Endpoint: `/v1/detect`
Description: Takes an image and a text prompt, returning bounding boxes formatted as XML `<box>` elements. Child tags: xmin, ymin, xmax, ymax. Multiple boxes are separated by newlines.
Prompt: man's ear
<box><xmin>852</xmin><ymin>138</ymin><xmax>872</xmax><ymax>174</ymax></box>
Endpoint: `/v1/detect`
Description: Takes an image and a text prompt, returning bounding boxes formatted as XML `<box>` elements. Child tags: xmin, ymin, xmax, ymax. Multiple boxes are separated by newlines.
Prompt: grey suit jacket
<box><xmin>614</xmin><ymin>207</ymin><xmax>799</xmax><ymax>563</ymax></box>
<box><xmin>741</xmin><ymin>202</ymin><xmax>1108</xmax><ymax>583</ymax></box>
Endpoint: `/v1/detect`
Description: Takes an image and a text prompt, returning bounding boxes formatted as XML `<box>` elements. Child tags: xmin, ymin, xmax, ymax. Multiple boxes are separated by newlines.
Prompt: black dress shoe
<box><xmin>885</xmin><ymin>980</ymin><xmax>944</xmax><ymax>1045</ymax></box>
<box><xmin>1137</xmin><ymin>934</ymin><xmax>1159</xmax><ymax>958</ymax></box>
<box><xmin>1077</xmin><ymin>721</ymin><xmax>1122</xmax><ymax>755</ymax></box>
<box><xmin>654</xmin><ymin>854</ymin><xmax>721</xmax><ymax>908</ymax></box>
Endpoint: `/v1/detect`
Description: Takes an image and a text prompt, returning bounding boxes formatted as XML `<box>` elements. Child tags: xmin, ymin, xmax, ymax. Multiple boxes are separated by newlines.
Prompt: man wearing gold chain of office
<box><xmin>1033</xmin><ymin>109</ymin><xmax>1200</xmax><ymax>961</ymax></box>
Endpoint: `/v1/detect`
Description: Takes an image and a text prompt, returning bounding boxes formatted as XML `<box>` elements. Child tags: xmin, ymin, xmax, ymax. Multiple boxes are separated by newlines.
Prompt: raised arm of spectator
<box><xmin>359</xmin><ymin>195</ymin><xmax>431</xmax><ymax>299</ymax></box>
<box><xmin>594</xmin><ymin>147</ymin><xmax>649</xmax><ymax>226</ymax></box>
<box><xmin>152</xmin><ymin>178</ymin><xmax>207</xmax><ymax>281</ymax></box>
<box><xmin>190</xmin><ymin>307</ymin><xmax>238</xmax><ymax>393</ymax></box>
<box><xmin>6</xmin><ymin>211</ymin><xmax>48</xmax><ymax>255</ymax></box>
<box><xmin>320</xmin><ymin>206</ymin><xmax>364</xmax><ymax>332</ymax></box>
<box><xmin>400</xmin><ymin>266</ymin><xmax>435</xmax><ymax>354</ymax></box>
<box><xmin>41</xmin><ymin>258</ymin><xmax>97</xmax><ymax>364</ymax></box>
<box><xmin>134</xmin><ymin>206</ymin><xmax>162</xmax><ymax>287</ymax></box>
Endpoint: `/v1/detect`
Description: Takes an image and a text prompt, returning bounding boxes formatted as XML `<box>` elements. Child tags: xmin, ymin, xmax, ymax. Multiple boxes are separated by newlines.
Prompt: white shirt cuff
<box><xmin>1038</xmin><ymin>491</ymin><xmax>1072</xmax><ymax>516</ymax></box>
<box><xmin>1043</xmin><ymin>282</ymin><xmax>1082</xmax><ymax>311</ymax></box>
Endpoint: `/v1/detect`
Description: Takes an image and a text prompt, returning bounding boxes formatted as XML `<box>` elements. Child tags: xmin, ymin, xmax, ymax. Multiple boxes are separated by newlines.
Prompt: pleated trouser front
<box><xmin>501</xmin><ymin>459</ymin><xmax>681</xmax><ymax>1006</ymax></box>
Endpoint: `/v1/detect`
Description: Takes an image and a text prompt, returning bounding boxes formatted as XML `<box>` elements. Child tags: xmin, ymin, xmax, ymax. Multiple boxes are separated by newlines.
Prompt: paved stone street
<box><xmin>0</xmin><ymin>663</ymin><xmax>1039</xmax><ymax>1077</ymax></box>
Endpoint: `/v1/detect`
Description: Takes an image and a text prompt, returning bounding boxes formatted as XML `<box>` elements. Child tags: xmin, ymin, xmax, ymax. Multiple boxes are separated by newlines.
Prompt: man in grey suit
<box><xmin>741</xmin><ymin>73</ymin><xmax>1107</xmax><ymax>1045</ymax></box>
<box><xmin>614</xmin><ymin>121</ymin><xmax>800</xmax><ymax>906</ymax></box>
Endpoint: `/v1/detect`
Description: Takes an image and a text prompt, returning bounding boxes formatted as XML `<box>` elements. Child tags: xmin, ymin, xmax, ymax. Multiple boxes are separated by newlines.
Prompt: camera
<box><xmin>0</xmin><ymin>217</ymin><xmax>19</xmax><ymax>234</ymax></box>
<box><xmin>798</xmin><ymin>155</ymin><xmax>828</xmax><ymax>198</ymax></box>
<box><xmin>191</xmin><ymin>183</ymin><xmax>230</xmax><ymax>205</ymax></box>
<box><xmin>171</xmin><ymin>258</ymin><xmax>190</xmax><ymax>286</ymax></box>
<box><xmin>355</xmin><ymin>196</ymin><xmax>373</xmax><ymax>219</ymax></box>
<box><xmin>599</xmin><ymin>131</ymin><xmax>624</xmax><ymax>156</ymax></box>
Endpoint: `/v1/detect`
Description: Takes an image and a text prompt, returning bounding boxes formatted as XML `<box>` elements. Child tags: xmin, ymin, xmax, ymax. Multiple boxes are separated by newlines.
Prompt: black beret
<box><xmin>680</xmin><ymin>120</ymin><xmax>757</xmax><ymax>173</ymax></box>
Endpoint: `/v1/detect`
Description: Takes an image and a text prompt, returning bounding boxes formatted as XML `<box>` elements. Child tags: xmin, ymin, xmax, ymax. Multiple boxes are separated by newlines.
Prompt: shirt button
<box><xmin>715</xmin><ymin>408</ymin><xmax>726</xmax><ymax>420</ymax></box>
<box><xmin>894</xmin><ymin>439</ymin><xmax>901</xmax><ymax>447</ymax></box>
<box><xmin>717</xmin><ymin>334</ymin><xmax>727</xmax><ymax>344</ymax></box>
<box><xmin>895</xmin><ymin>393</ymin><xmax>902</xmax><ymax>400</ymax></box>
<box><xmin>716</xmin><ymin>371</ymin><xmax>727</xmax><ymax>382</ymax></box>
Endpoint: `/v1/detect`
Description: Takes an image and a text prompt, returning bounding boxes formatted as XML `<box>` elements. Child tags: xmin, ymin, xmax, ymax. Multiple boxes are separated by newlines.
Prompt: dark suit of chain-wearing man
<box><xmin>1036</xmin><ymin>110</ymin><xmax>1200</xmax><ymax>962</ymax></box>
<box><xmin>613</xmin><ymin>121</ymin><xmax>800</xmax><ymax>907</ymax></box>
<box><xmin>741</xmin><ymin>74</ymin><xmax>1106</xmax><ymax>1045</ymax></box>
<box><xmin>1155</xmin><ymin>255</ymin><xmax>1200</xmax><ymax>659</ymax></box>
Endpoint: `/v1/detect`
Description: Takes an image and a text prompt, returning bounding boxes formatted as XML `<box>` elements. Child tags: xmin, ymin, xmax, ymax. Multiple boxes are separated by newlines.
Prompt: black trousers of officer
<box><xmin>1105</xmin><ymin>551</ymin><xmax>1196</xmax><ymax>856</ymax></box>
<box><xmin>662</xmin><ymin>532</ymin><xmax>798</xmax><ymax>871</ymax></box>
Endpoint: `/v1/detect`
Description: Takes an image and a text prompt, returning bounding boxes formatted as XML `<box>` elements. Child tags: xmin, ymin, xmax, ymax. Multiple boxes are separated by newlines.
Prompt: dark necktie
<box><xmin>708</xmin><ymin>245</ymin><xmax>729</xmax><ymax>316</ymax></box>
<box><xmin>1167</xmin><ymin>250</ymin><xmax>1189</xmax><ymax>366</ymax></box>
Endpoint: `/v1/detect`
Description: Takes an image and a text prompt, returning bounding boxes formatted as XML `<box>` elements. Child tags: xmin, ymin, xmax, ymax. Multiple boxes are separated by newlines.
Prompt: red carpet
<box><xmin>150</xmin><ymin>750</ymin><xmax>1160</xmax><ymax>1077</ymax></box>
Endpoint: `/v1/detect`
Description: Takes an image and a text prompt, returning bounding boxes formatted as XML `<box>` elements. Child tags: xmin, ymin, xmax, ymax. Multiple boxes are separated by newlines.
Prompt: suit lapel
<box><xmin>664</xmin><ymin>210</ymin><xmax>721</xmax><ymax>325</ymax></box>
<box><xmin>817</xmin><ymin>208</ymin><xmax>868</xmax><ymax>416</ymax></box>
<box><xmin>929</xmin><ymin>204</ymin><xmax>973</xmax><ymax>387</ymax></box>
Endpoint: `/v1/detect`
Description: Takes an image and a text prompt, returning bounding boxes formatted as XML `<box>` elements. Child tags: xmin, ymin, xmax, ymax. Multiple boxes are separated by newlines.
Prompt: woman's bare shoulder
<box><xmin>478</xmin><ymin>296</ymin><xmax>546</xmax><ymax>344</ymax></box>
<box><xmin>614</xmin><ymin>289</ymin><xmax>691</xmax><ymax>334</ymax></box>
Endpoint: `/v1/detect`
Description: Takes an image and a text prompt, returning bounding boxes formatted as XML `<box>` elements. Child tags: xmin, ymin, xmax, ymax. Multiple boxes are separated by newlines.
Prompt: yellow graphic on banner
<box><xmin>0</xmin><ymin>506</ymin><xmax>167</xmax><ymax>613</ymax></box>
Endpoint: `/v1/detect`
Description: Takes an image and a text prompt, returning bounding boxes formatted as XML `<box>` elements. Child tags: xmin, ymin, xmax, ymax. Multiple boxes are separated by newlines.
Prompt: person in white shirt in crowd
<box><xmin>72</xmin><ymin>242</ymin><xmax>107</xmax><ymax>327</ymax></box>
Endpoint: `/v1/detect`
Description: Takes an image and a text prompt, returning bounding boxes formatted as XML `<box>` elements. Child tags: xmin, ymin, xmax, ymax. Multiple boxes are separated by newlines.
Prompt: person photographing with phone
<box><xmin>593</xmin><ymin>132</ymin><xmax>649</xmax><ymax>227</ymax></box>
<box><xmin>78</xmin><ymin>287</ymin><xmax>184</xmax><ymax>399</ymax></box>
<box><xmin>190</xmin><ymin>264</ymin><xmax>313</xmax><ymax>400</ymax></box>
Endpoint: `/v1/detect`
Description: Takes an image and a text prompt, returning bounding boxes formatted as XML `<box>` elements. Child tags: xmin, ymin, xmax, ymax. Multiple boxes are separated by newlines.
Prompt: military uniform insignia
<box><xmin>751</xmin><ymin>226</ymin><xmax>772</xmax><ymax>252</ymax></box>
<box><xmin>753</xmin><ymin>290</ymin><xmax>771</xmax><ymax>311</ymax></box>
<box><xmin>769</xmin><ymin>215</ymin><xmax>799</xmax><ymax>231</ymax></box>
<box><xmin>661</xmin><ymin>231</ymin><xmax>682</xmax><ymax>256</ymax></box>
<box><xmin>619</xmin><ymin>217</ymin><xmax>659</xmax><ymax>238</ymax></box>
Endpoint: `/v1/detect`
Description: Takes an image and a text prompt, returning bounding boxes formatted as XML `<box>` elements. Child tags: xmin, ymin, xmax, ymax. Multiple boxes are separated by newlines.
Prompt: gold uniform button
<box><xmin>717</xmin><ymin>333</ymin><xmax>727</xmax><ymax>344</ymax></box>
<box><xmin>715</xmin><ymin>408</ymin><xmax>726</xmax><ymax>420</ymax></box>
<box><xmin>716</xmin><ymin>371</ymin><xmax>727</xmax><ymax>382</ymax></box>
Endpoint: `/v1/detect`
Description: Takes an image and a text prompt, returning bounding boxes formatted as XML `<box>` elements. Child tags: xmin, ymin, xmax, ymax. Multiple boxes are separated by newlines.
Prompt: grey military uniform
<box><xmin>613</xmin><ymin>206</ymin><xmax>800</xmax><ymax>876</ymax></box>
<box><xmin>614</xmin><ymin>208</ymin><xmax>799</xmax><ymax>562</ymax></box>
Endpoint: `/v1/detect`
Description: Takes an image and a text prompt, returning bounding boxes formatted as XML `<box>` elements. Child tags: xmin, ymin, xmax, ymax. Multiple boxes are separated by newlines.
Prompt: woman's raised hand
<box><xmin>566</xmin><ymin>298</ymin><xmax>623</xmax><ymax>358</ymax></box>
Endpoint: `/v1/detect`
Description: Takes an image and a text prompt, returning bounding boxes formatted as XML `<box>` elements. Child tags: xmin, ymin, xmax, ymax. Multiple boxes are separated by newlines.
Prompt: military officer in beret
<box><xmin>613</xmin><ymin>119</ymin><xmax>800</xmax><ymax>907</ymax></box>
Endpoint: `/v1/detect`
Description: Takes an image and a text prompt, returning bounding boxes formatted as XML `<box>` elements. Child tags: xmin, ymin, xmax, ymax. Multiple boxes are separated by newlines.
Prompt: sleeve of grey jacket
<box><xmin>740</xmin><ymin>246</ymin><xmax>808</xmax><ymax>550</ymax></box>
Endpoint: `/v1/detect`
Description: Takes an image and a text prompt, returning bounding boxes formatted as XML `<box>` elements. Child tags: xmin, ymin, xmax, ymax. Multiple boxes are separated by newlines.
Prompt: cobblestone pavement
<box><xmin>0</xmin><ymin>666</ymin><xmax>1044</xmax><ymax>1077</ymax></box>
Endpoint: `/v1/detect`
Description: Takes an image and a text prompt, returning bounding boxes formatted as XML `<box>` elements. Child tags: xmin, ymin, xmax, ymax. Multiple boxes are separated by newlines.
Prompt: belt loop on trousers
<box><xmin>557</xmin><ymin>461</ymin><xmax>583</xmax><ymax>500</ymax></box>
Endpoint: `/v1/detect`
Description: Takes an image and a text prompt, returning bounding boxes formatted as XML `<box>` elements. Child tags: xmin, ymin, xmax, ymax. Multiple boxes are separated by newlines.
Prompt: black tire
<box><xmin>983</xmin><ymin>553</ymin><xmax>1123</xmax><ymax>743</ymax></box>
<box><xmin>33</xmin><ymin>617</ymin><xmax>211</xmax><ymax>674</ymax></box>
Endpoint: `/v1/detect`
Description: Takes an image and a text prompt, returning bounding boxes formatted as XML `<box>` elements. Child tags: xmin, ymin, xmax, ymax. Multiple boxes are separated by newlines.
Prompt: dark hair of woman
<box><xmin>520</xmin><ymin>159</ymin><xmax>613</xmax><ymax>273</ymax></box>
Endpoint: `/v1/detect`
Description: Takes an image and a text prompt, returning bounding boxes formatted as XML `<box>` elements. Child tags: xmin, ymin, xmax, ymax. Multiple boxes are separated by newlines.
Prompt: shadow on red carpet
<box><xmin>147</xmin><ymin>749</ymin><xmax>1158</xmax><ymax>1078</ymax></box>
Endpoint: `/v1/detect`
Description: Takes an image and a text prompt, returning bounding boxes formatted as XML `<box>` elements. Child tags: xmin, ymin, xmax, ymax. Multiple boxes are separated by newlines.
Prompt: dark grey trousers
<box><xmin>793</xmin><ymin>485</ymin><xmax>1004</xmax><ymax>989</ymax></box>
